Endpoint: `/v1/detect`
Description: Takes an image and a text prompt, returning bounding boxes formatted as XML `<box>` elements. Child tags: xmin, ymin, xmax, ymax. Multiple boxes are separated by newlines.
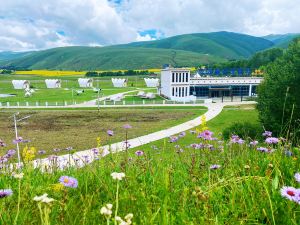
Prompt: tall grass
<box><xmin>1</xmin><ymin>129</ymin><xmax>299</xmax><ymax>224</ymax></box>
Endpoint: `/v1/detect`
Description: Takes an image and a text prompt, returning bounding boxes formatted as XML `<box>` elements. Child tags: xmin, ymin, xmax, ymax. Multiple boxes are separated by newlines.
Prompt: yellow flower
<box><xmin>96</xmin><ymin>137</ymin><xmax>102</xmax><ymax>148</ymax></box>
<box><xmin>22</xmin><ymin>146</ymin><xmax>36</xmax><ymax>162</ymax></box>
<box><xmin>51</xmin><ymin>183</ymin><xmax>65</xmax><ymax>192</ymax></box>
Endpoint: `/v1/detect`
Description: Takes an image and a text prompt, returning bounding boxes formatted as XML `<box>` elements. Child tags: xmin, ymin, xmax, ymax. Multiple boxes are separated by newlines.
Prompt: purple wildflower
<box><xmin>265</xmin><ymin>137</ymin><xmax>279</xmax><ymax>144</ymax></box>
<box><xmin>107</xmin><ymin>130</ymin><xmax>114</xmax><ymax>136</ymax></box>
<box><xmin>65</xmin><ymin>147</ymin><xmax>73</xmax><ymax>151</ymax></box>
<box><xmin>263</xmin><ymin>131</ymin><xmax>272</xmax><ymax>137</ymax></box>
<box><xmin>13</xmin><ymin>137</ymin><xmax>23</xmax><ymax>144</ymax></box>
<box><xmin>38</xmin><ymin>150</ymin><xmax>46</xmax><ymax>155</ymax></box>
<box><xmin>210</xmin><ymin>164</ymin><xmax>221</xmax><ymax>170</ymax></box>
<box><xmin>250</xmin><ymin>141</ymin><xmax>258</xmax><ymax>146</ymax></box>
<box><xmin>53</xmin><ymin>148</ymin><xmax>61</xmax><ymax>153</ymax></box>
<box><xmin>230</xmin><ymin>135</ymin><xmax>244</xmax><ymax>144</ymax></box>
<box><xmin>257</xmin><ymin>147</ymin><xmax>268</xmax><ymax>152</ymax></box>
<box><xmin>0</xmin><ymin>139</ymin><xmax>6</xmax><ymax>147</ymax></box>
<box><xmin>179</xmin><ymin>132</ymin><xmax>186</xmax><ymax>138</ymax></box>
<box><xmin>198</xmin><ymin>130</ymin><xmax>213</xmax><ymax>140</ymax></box>
<box><xmin>295</xmin><ymin>173</ymin><xmax>300</xmax><ymax>183</ymax></box>
<box><xmin>280</xmin><ymin>186</ymin><xmax>300</xmax><ymax>203</ymax></box>
<box><xmin>237</xmin><ymin>139</ymin><xmax>245</xmax><ymax>144</ymax></box>
<box><xmin>135</xmin><ymin>150</ymin><xmax>144</xmax><ymax>156</ymax></box>
<box><xmin>92</xmin><ymin>148</ymin><xmax>99</xmax><ymax>155</ymax></box>
<box><xmin>59</xmin><ymin>176</ymin><xmax>78</xmax><ymax>188</ymax></box>
<box><xmin>169</xmin><ymin>136</ymin><xmax>178</xmax><ymax>143</ymax></box>
<box><xmin>48</xmin><ymin>155</ymin><xmax>58</xmax><ymax>161</ymax></box>
<box><xmin>6</xmin><ymin>149</ymin><xmax>16</xmax><ymax>157</ymax></box>
<box><xmin>0</xmin><ymin>189</ymin><xmax>13</xmax><ymax>198</ymax></box>
<box><xmin>123</xmin><ymin>124</ymin><xmax>132</xmax><ymax>129</ymax></box>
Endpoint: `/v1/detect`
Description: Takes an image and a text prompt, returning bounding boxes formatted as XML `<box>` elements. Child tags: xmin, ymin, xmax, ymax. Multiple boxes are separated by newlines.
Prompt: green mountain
<box><xmin>0</xmin><ymin>46</ymin><xmax>225</xmax><ymax>70</ymax></box>
<box><xmin>263</xmin><ymin>33</ymin><xmax>300</xmax><ymax>48</ymax></box>
<box><xmin>0</xmin><ymin>51</ymin><xmax>33</xmax><ymax>62</ymax></box>
<box><xmin>126</xmin><ymin>31</ymin><xmax>274</xmax><ymax>59</ymax></box>
<box><xmin>1</xmin><ymin>31</ymin><xmax>297</xmax><ymax>71</ymax></box>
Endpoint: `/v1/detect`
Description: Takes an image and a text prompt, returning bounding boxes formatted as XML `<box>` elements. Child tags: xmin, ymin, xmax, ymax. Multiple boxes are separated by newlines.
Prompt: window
<box><xmin>186</xmin><ymin>73</ymin><xmax>188</xmax><ymax>82</ymax></box>
<box><xmin>172</xmin><ymin>73</ymin><xmax>175</xmax><ymax>82</ymax></box>
<box><xmin>172</xmin><ymin>87</ymin><xmax>174</xmax><ymax>96</ymax></box>
<box><xmin>176</xmin><ymin>73</ymin><xmax>178</xmax><ymax>83</ymax></box>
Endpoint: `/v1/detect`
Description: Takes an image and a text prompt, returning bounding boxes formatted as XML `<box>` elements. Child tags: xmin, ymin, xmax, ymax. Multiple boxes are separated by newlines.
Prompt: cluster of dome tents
<box><xmin>11</xmin><ymin>78</ymin><xmax>160</xmax><ymax>90</ymax></box>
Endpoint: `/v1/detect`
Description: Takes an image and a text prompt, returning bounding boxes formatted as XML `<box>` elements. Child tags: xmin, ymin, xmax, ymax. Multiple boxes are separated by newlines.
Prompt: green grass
<box><xmin>0</xmin><ymin>108</ymin><xmax>299</xmax><ymax>224</ymax></box>
<box><xmin>0</xmin><ymin>75</ymin><xmax>153</xmax><ymax>104</ymax></box>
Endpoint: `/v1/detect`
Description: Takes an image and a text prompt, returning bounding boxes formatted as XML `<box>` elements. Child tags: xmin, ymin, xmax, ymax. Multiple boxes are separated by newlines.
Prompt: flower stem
<box><xmin>13</xmin><ymin>179</ymin><xmax>21</xmax><ymax>225</ymax></box>
<box><xmin>114</xmin><ymin>181</ymin><xmax>119</xmax><ymax>225</ymax></box>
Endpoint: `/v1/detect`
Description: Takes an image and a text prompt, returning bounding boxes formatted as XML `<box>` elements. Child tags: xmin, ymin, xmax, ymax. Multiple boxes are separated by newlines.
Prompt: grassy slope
<box><xmin>1</xmin><ymin>32</ymin><xmax>276</xmax><ymax>70</ymax></box>
<box><xmin>1</xmin><ymin>46</ymin><xmax>225</xmax><ymax>70</ymax></box>
<box><xmin>263</xmin><ymin>33</ymin><xmax>300</xmax><ymax>48</ymax></box>
<box><xmin>127</xmin><ymin>31</ymin><xmax>274</xmax><ymax>59</ymax></box>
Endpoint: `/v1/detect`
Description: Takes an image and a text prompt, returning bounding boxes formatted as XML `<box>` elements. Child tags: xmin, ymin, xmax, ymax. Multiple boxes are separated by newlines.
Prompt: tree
<box><xmin>257</xmin><ymin>38</ymin><xmax>300</xmax><ymax>142</ymax></box>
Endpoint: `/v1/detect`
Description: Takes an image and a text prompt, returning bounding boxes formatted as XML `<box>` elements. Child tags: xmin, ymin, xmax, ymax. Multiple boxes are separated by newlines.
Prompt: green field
<box><xmin>0</xmin><ymin>74</ymin><xmax>153</xmax><ymax>105</ymax></box>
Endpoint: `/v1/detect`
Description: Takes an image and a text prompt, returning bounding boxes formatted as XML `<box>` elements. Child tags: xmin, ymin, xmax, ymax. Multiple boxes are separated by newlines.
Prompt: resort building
<box><xmin>160</xmin><ymin>68</ymin><xmax>263</xmax><ymax>101</ymax></box>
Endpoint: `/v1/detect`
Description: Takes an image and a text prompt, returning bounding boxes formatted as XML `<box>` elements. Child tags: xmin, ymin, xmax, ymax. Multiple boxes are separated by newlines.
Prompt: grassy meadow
<box><xmin>1</xmin><ymin>107</ymin><xmax>299</xmax><ymax>224</ymax></box>
<box><xmin>0</xmin><ymin>106</ymin><xmax>207</xmax><ymax>156</ymax></box>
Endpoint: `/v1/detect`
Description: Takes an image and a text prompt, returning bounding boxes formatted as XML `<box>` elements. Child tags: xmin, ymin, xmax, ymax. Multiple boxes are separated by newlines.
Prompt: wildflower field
<box><xmin>1</xmin><ymin>106</ymin><xmax>299</xmax><ymax>224</ymax></box>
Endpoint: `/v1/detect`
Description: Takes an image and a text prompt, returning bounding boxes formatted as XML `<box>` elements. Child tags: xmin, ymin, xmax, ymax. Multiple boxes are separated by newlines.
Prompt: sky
<box><xmin>0</xmin><ymin>0</ymin><xmax>299</xmax><ymax>51</ymax></box>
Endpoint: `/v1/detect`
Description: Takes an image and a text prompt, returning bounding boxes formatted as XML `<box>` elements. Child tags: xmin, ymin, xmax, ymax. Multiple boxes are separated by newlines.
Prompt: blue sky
<box><xmin>0</xmin><ymin>0</ymin><xmax>299</xmax><ymax>51</ymax></box>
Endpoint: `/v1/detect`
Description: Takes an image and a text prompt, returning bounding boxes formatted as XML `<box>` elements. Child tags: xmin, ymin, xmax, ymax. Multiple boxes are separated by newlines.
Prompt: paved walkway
<box><xmin>29</xmin><ymin>101</ymin><xmax>255</xmax><ymax>171</ymax></box>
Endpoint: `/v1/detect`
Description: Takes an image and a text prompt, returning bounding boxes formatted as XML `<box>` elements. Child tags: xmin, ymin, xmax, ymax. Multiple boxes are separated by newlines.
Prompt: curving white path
<box><xmin>29</xmin><ymin>101</ymin><xmax>255</xmax><ymax>171</ymax></box>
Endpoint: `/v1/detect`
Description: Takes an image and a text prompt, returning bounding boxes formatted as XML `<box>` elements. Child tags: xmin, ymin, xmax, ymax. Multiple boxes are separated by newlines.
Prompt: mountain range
<box><xmin>0</xmin><ymin>31</ymin><xmax>299</xmax><ymax>70</ymax></box>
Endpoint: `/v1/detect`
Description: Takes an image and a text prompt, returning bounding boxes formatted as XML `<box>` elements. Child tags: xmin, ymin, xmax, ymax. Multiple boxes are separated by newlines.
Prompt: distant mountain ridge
<box><xmin>0</xmin><ymin>31</ymin><xmax>298</xmax><ymax>70</ymax></box>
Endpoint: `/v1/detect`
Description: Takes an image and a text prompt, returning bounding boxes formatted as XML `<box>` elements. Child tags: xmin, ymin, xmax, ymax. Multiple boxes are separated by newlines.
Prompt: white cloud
<box><xmin>0</xmin><ymin>0</ymin><xmax>299</xmax><ymax>51</ymax></box>
<box><xmin>136</xmin><ymin>34</ymin><xmax>156</xmax><ymax>42</ymax></box>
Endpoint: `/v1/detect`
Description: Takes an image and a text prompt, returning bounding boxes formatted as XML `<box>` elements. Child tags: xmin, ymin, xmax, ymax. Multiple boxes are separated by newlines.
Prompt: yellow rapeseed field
<box><xmin>14</xmin><ymin>68</ymin><xmax>162</xmax><ymax>76</ymax></box>
<box><xmin>15</xmin><ymin>70</ymin><xmax>86</xmax><ymax>76</ymax></box>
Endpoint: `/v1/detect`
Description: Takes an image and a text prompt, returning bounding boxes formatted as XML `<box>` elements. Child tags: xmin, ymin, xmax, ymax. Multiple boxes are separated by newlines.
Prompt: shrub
<box><xmin>222</xmin><ymin>122</ymin><xmax>264</xmax><ymax>140</ymax></box>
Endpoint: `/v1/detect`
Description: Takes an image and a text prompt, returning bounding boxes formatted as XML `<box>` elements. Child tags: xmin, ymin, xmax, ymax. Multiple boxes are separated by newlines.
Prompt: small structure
<box><xmin>112</xmin><ymin>78</ymin><xmax>127</xmax><ymax>87</ymax></box>
<box><xmin>141</xmin><ymin>92</ymin><xmax>155</xmax><ymax>99</ymax></box>
<box><xmin>45</xmin><ymin>79</ymin><xmax>61</xmax><ymax>88</ymax></box>
<box><xmin>137</xmin><ymin>91</ymin><xmax>146</xmax><ymax>97</ymax></box>
<box><xmin>144</xmin><ymin>78</ymin><xmax>159</xmax><ymax>87</ymax></box>
<box><xmin>78</xmin><ymin>78</ymin><xmax>93</xmax><ymax>88</ymax></box>
<box><xmin>145</xmin><ymin>92</ymin><xmax>155</xmax><ymax>99</ymax></box>
<box><xmin>12</xmin><ymin>80</ymin><xmax>30</xmax><ymax>89</ymax></box>
<box><xmin>110</xmin><ymin>93</ymin><xmax>124</xmax><ymax>101</ymax></box>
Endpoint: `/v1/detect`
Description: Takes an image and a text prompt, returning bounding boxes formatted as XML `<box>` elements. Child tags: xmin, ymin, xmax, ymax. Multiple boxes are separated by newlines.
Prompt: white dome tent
<box><xmin>45</xmin><ymin>79</ymin><xmax>61</xmax><ymax>88</ymax></box>
<box><xmin>144</xmin><ymin>78</ymin><xmax>159</xmax><ymax>87</ymax></box>
<box><xmin>111</xmin><ymin>78</ymin><xmax>127</xmax><ymax>87</ymax></box>
<box><xmin>78</xmin><ymin>78</ymin><xmax>93</xmax><ymax>88</ymax></box>
<box><xmin>12</xmin><ymin>80</ymin><xmax>30</xmax><ymax>89</ymax></box>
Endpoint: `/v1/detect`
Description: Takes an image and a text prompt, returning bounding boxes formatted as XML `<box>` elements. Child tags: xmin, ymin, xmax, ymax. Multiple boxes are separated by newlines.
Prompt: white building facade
<box><xmin>160</xmin><ymin>68</ymin><xmax>263</xmax><ymax>101</ymax></box>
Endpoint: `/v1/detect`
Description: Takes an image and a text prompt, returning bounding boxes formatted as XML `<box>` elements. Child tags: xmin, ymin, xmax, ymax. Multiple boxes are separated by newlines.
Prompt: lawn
<box><xmin>0</xmin><ymin>107</ymin><xmax>299</xmax><ymax>224</ymax></box>
<box><xmin>0</xmin><ymin>106</ymin><xmax>207</xmax><ymax>156</ymax></box>
<box><xmin>129</xmin><ymin>107</ymin><xmax>260</xmax><ymax>152</ymax></box>
<box><xmin>0</xmin><ymin>74</ymin><xmax>152</xmax><ymax>105</ymax></box>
